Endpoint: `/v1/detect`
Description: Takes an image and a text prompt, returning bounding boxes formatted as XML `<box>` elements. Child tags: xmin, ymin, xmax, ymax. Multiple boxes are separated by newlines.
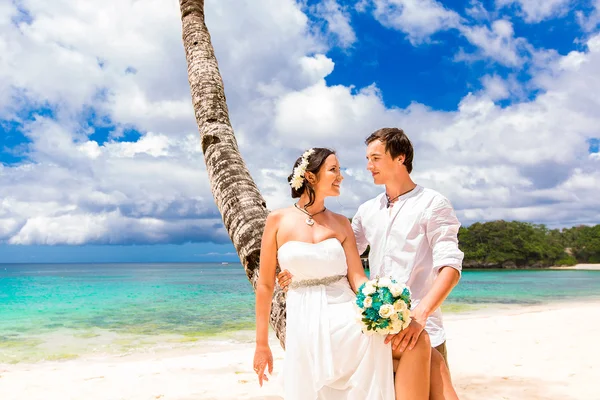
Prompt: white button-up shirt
<box><xmin>351</xmin><ymin>185</ymin><xmax>464</xmax><ymax>347</ymax></box>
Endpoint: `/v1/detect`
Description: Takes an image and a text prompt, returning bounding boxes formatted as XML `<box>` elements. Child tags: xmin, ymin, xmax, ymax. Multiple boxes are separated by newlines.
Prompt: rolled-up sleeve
<box><xmin>352</xmin><ymin>206</ymin><xmax>369</xmax><ymax>255</ymax></box>
<box><xmin>425</xmin><ymin>196</ymin><xmax>464</xmax><ymax>275</ymax></box>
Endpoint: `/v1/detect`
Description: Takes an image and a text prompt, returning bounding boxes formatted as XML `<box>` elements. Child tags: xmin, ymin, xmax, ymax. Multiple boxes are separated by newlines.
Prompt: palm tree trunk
<box><xmin>179</xmin><ymin>0</ymin><xmax>286</xmax><ymax>347</ymax></box>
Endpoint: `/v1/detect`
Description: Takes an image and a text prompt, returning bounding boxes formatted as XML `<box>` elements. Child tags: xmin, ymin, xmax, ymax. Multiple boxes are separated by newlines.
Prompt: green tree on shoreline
<box><xmin>458</xmin><ymin>221</ymin><xmax>600</xmax><ymax>268</ymax></box>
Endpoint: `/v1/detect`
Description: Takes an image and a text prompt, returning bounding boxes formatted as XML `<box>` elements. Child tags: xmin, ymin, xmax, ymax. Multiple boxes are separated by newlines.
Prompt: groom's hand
<box><xmin>277</xmin><ymin>270</ymin><xmax>293</xmax><ymax>292</ymax></box>
<box><xmin>385</xmin><ymin>316</ymin><xmax>426</xmax><ymax>352</ymax></box>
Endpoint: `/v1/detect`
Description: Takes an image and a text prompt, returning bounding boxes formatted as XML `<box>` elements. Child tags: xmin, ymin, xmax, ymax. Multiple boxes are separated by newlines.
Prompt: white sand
<box><xmin>1</xmin><ymin>302</ymin><xmax>599</xmax><ymax>400</ymax></box>
<box><xmin>551</xmin><ymin>263</ymin><xmax>600</xmax><ymax>271</ymax></box>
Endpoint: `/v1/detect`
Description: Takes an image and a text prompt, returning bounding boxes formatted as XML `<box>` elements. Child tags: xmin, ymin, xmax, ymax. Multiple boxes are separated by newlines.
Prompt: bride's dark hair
<box><xmin>287</xmin><ymin>148</ymin><xmax>336</xmax><ymax>208</ymax></box>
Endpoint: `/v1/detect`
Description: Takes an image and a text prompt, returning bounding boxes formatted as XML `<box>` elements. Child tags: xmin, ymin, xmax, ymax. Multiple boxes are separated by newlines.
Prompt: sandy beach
<box><xmin>1</xmin><ymin>301</ymin><xmax>599</xmax><ymax>400</ymax></box>
<box><xmin>551</xmin><ymin>263</ymin><xmax>600</xmax><ymax>271</ymax></box>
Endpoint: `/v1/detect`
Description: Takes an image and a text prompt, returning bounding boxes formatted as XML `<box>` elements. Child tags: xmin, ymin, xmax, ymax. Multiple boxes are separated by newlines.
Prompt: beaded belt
<box><xmin>289</xmin><ymin>274</ymin><xmax>346</xmax><ymax>289</ymax></box>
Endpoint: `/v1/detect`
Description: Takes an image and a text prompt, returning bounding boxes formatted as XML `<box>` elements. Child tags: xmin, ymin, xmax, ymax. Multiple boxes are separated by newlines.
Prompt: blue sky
<box><xmin>322</xmin><ymin>1</ymin><xmax>585</xmax><ymax>109</ymax></box>
<box><xmin>1</xmin><ymin>0</ymin><xmax>599</xmax><ymax>263</ymax></box>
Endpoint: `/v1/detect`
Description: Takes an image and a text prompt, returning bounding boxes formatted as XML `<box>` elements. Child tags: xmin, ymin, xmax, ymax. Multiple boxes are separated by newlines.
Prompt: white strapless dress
<box><xmin>278</xmin><ymin>238</ymin><xmax>394</xmax><ymax>400</ymax></box>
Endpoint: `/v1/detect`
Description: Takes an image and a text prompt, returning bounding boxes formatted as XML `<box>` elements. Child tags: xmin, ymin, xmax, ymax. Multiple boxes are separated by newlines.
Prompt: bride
<box><xmin>253</xmin><ymin>148</ymin><xmax>432</xmax><ymax>399</ymax></box>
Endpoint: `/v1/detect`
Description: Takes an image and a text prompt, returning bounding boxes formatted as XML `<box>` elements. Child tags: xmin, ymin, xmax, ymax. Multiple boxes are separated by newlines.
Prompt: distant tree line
<box><xmin>359</xmin><ymin>221</ymin><xmax>600</xmax><ymax>269</ymax></box>
<box><xmin>459</xmin><ymin>221</ymin><xmax>600</xmax><ymax>268</ymax></box>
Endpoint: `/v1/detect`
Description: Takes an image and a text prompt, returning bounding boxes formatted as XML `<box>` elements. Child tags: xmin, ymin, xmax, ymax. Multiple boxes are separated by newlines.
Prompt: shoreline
<box><xmin>464</xmin><ymin>263</ymin><xmax>600</xmax><ymax>270</ymax></box>
<box><xmin>380</xmin><ymin>263</ymin><xmax>600</xmax><ymax>271</ymax></box>
<box><xmin>3</xmin><ymin>297</ymin><xmax>600</xmax><ymax>365</ymax></box>
<box><xmin>2</xmin><ymin>300</ymin><xmax>600</xmax><ymax>399</ymax></box>
<box><xmin>3</xmin><ymin>298</ymin><xmax>598</xmax><ymax>365</ymax></box>
<box><xmin>549</xmin><ymin>263</ymin><xmax>600</xmax><ymax>270</ymax></box>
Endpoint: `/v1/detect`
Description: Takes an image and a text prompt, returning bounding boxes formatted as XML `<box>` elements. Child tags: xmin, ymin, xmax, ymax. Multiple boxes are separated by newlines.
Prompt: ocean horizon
<box><xmin>2</xmin><ymin>262</ymin><xmax>600</xmax><ymax>364</ymax></box>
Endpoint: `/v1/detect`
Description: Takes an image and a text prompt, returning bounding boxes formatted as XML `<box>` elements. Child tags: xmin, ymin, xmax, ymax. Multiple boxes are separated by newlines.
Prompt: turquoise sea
<box><xmin>1</xmin><ymin>263</ymin><xmax>600</xmax><ymax>363</ymax></box>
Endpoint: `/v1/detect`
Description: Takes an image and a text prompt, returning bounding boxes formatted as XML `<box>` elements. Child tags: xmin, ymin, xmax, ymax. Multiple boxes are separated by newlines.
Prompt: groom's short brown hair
<box><xmin>365</xmin><ymin>128</ymin><xmax>414</xmax><ymax>173</ymax></box>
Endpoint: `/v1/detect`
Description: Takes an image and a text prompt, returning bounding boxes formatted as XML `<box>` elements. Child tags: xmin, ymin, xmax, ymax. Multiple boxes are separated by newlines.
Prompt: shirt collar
<box><xmin>378</xmin><ymin>184</ymin><xmax>423</xmax><ymax>208</ymax></box>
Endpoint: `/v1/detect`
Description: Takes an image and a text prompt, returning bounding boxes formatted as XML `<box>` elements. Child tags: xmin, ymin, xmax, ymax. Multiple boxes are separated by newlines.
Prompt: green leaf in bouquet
<box><xmin>378</xmin><ymin>319</ymin><xmax>390</xmax><ymax>329</ymax></box>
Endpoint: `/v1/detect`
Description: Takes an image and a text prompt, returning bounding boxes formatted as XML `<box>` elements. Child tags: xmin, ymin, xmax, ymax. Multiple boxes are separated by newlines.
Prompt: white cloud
<box><xmin>355</xmin><ymin>0</ymin><xmax>371</xmax><ymax>13</ymax></box>
<box><xmin>362</xmin><ymin>1</ymin><xmax>535</xmax><ymax>68</ymax></box>
<box><xmin>369</xmin><ymin>0</ymin><xmax>462</xmax><ymax>44</ymax></box>
<box><xmin>496</xmin><ymin>0</ymin><xmax>572</xmax><ymax>23</ymax></box>
<box><xmin>0</xmin><ymin>0</ymin><xmax>334</xmax><ymax>245</ymax></box>
<box><xmin>312</xmin><ymin>0</ymin><xmax>357</xmax><ymax>48</ymax></box>
<box><xmin>480</xmin><ymin>75</ymin><xmax>511</xmax><ymax>101</ymax></box>
<box><xmin>588</xmin><ymin>32</ymin><xmax>600</xmax><ymax>52</ymax></box>
<box><xmin>0</xmin><ymin>0</ymin><xmax>193</xmax><ymax>133</ymax></box>
<box><xmin>0</xmin><ymin>114</ymin><xmax>226</xmax><ymax>245</ymax></box>
<box><xmin>576</xmin><ymin>0</ymin><xmax>600</xmax><ymax>32</ymax></box>
<box><xmin>7</xmin><ymin>211</ymin><xmax>228</xmax><ymax>245</ymax></box>
<box><xmin>457</xmin><ymin>19</ymin><xmax>531</xmax><ymax>66</ymax></box>
<box><xmin>465</xmin><ymin>0</ymin><xmax>492</xmax><ymax>21</ymax></box>
<box><xmin>557</xmin><ymin>50</ymin><xmax>589</xmax><ymax>71</ymax></box>
<box><xmin>275</xmin><ymin>82</ymin><xmax>386</xmax><ymax>145</ymax></box>
<box><xmin>479</xmin><ymin>73</ymin><xmax>529</xmax><ymax>103</ymax></box>
<box><xmin>1</xmin><ymin>0</ymin><xmax>600</xmax><ymax>248</ymax></box>
<box><xmin>298</xmin><ymin>54</ymin><xmax>336</xmax><ymax>83</ymax></box>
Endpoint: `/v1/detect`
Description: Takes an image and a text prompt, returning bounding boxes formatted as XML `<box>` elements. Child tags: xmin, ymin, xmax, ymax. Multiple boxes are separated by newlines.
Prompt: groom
<box><xmin>278</xmin><ymin>127</ymin><xmax>463</xmax><ymax>397</ymax></box>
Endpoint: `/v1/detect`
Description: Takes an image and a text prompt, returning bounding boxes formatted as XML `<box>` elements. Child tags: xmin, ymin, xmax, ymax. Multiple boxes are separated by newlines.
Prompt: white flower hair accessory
<box><xmin>290</xmin><ymin>148</ymin><xmax>315</xmax><ymax>190</ymax></box>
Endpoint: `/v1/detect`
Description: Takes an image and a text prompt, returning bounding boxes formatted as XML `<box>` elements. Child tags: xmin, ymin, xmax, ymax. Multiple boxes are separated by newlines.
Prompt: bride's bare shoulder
<box><xmin>266</xmin><ymin>207</ymin><xmax>296</xmax><ymax>222</ymax></box>
<box><xmin>325</xmin><ymin>212</ymin><xmax>354</xmax><ymax>244</ymax></box>
<box><xmin>329</xmin><ymin>210</ymin><xmax>351</xmax><ymax>223</ymax></box>
<box><xmin>328</xmin><ymin>211</ymin><xmax>352</xmax><ymax>231</ymax></box>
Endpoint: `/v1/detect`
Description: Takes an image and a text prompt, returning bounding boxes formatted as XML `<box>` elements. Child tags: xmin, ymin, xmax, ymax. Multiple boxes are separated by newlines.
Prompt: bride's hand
<box><xmin>253</xmin><ymin>344</ymin><xmax>273</xmax><ymax>386</ymax></box>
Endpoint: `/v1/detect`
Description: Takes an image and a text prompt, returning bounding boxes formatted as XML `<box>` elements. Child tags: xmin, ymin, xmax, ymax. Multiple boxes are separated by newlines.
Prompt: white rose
<box><xmin>388</xmin><ymin>313</ymin><xmax>399</xmax><ymax>327</ymax></box>
<box><xmin>401</xmin><ymin>309</ymin><xmax>412</xmax><ymax>330</ymax></box>
<box><xmin>362</xmin><ymin>283</ymin><xmax>376</xmax><ymax>296</ymax></box>
<box><xmin>393</xmin><ymin>300</ymin><xmax>407</xmax><ymax>312</ymax></box>
<box><xmin>390</xmin><ymin>317</ymin><xmax>404</xmax><ymax>333</ymax></box>
<box><xmin>378</xmin><ymin>304</ymin><xmax>395</xmax><ymax>319</ymax></box>
<box><xmin>390</xmin><ymin>283</ymin><xmax>404</xmax><ymax>297</ymax></box>
<box><xmin>363</xmin><ymin>296</ymin><xmax>373</xmax><ymax>308</ymax></box>
<box><xmin>378</xmin><ymin>277</ymin><xmax>392</xmax><ymax>288</ymax></box>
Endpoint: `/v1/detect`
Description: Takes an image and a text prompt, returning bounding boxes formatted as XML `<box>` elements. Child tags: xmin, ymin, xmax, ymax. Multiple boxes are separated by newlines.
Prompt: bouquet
<box><xmin>355</xmin><ymin>277</ymin><xmax>412</xmax><ymax>335</ymax></box>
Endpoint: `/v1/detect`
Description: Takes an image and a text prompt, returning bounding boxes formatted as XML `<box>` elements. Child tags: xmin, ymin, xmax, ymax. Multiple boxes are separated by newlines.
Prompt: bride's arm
<box><xmin>340</xmin><ymin>217</ymin><xmax>369</xmax><ymax>293</ymax></box>
<box><xmin>253</xmin><ymin>211</ymin><xmax>280</xmax><ymax>385</ymax></box>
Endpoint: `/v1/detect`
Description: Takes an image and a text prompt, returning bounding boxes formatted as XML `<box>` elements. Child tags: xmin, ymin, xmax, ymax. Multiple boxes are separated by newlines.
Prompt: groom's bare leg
<box><xmin>392</xmin><ymin>331</ymin><xmax>431</xmax><ymax>400</ymax></box>
<box><xmin>430</xmin><ymin>348</ymin><xmax>459</xmax><ymax>400</ymax></box>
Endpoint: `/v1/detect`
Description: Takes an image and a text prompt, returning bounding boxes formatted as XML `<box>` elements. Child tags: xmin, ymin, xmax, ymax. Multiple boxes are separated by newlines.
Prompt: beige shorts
<box><xmin>434</xmin><ymin>341</ymin><xmax>449</xmax><ymax>368</ymax></box>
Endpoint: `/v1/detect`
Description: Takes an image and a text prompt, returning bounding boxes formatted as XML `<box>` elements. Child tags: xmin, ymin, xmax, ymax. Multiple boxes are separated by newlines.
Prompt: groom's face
<box><xmin>365</xmin><ymin>140</ymin><xmax>402</xmax><ymax>185</ymax></box>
